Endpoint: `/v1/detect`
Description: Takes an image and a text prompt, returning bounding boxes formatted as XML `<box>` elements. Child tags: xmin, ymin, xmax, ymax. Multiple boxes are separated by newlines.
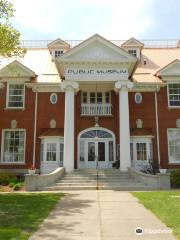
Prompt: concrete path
<box><xmin>30</xmin><ymin>191</ymin><xmax>176</xmax><ymax>240</ymax></box>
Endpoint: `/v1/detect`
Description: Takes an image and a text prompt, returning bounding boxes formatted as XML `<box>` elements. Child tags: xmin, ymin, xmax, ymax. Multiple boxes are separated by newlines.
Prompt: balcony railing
<box><xmin>81</xmin><ymin>104</ymin><xmax>112</xmax><ymax>116</ymax></box>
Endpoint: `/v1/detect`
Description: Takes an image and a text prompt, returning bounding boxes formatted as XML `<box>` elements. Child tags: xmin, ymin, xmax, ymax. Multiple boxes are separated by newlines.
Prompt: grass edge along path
<box><xmin>0</xmin><ymin>193</ymin><xmax>64</xmax><ymax>240</ymax></box>
<box><xmin>132</xmin><ymin>191</ymin><xmax>180</xmax><ymax>240</ymax></box>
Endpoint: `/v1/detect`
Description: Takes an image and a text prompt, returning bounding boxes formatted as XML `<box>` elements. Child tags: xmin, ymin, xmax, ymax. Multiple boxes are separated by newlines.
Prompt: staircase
<box><xmin>40</xmin><ymin>169</ymin><xmax>150</xmax><ymax>191</ymax></box>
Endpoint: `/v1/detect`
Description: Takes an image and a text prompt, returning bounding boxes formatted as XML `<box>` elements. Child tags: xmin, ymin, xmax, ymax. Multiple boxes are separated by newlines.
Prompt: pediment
<box><xmin>122</xmin><ymin>38</ymin><xmax>144</xmax><ymax>48</ymax></box>
<box><xmin>57</xmin><ymin>34</ymin><xmax>137</xmax><ymax>63</ymax></box>
<box><xmin>157</xmin><ymin>60</ymin><xmax>180</xmax><ymax>76</ymax></box>
<box><xmin>0</xmin><ymin>60</ymin><xmax>36</xmax><ymax>78</ymax></box>
<box><xmin>48</xmin><ymin>38</ymin><xmax>70</xmax><ymax>50</ymax></box>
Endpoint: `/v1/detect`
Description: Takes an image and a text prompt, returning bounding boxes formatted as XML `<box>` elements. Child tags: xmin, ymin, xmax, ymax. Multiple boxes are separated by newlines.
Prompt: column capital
<box><xmin>60</xmin><ymin>81</ymin><xmax>79</xmax><ymax>92</ymax></box>
<box><xmin>115</xmin><ymin>81</ymin><xmax>134</xmax><ymax>91</ymax></box>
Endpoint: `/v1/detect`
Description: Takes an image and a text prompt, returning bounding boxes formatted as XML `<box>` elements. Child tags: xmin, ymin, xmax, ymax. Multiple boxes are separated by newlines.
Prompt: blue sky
<box><xmin>11</xmin><ymin>0</ymin><xmax>180</xmax><ymax>40</ymax></box>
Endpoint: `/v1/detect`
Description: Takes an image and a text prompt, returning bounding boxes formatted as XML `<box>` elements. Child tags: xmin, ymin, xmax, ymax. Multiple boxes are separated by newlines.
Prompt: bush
<box><xmin>170</xmin><ymin>170</ymin><xmax>180</xmax><ymax>188</ymax></box>
<box><xmin>13</xmin><ymin>183</ymin><xmax>23</xmax><ymax>191</ymax></box>
<box><xmin>0</xmin><ymin>173</ymin><xmax>17</xmax><ymax>186</ymax></box>
<box><xmin>9</xmin><ymin>182</ymin><xmax>15</xmax><ymax>188</ymax></box>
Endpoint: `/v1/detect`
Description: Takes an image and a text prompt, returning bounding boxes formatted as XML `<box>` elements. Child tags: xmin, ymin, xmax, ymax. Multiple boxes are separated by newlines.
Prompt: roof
<box><xmin>0</xmin><ymin>36</ymin><xmax>180</xmax><ymax>84</ymax></box>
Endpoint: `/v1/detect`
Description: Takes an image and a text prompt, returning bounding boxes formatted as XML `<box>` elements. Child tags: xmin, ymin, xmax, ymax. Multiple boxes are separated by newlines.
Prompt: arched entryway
<box><xmin>78</xmin><ymin>127</ymin><xmax>116</xmax><ymax>168</ymax></box>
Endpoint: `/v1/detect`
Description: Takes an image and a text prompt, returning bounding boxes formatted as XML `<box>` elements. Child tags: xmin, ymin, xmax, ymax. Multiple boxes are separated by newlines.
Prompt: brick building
<box><xmin>0</xmin><ymin>34</ymin><xmax>180</xmax><ymax>174</ymax></box>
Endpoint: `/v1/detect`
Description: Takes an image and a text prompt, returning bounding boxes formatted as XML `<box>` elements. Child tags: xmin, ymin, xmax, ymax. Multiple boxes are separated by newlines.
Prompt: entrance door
<box><xmin>86</xmin><ymin>141</ymin><xmax>107</xmax><ymax>168</ymax></box>
<box><xmin>78</xmin><ymin>128</ymin><xmax>115</xmax><ymax>169</ymax></box>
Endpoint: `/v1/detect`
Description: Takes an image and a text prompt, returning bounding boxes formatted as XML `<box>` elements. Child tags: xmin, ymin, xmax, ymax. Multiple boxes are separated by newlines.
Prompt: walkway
<box><xmin>30</xmin><ymin>191</ymin><xmax>176</xmax><ymax>240</ymax></box>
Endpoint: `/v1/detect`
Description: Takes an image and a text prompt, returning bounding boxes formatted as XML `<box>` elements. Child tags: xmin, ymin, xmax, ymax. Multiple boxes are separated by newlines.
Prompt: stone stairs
<box><xmin>40</xmin><ymin>169</ymin><xmax>150</xmax><ymax>191</ymax></box>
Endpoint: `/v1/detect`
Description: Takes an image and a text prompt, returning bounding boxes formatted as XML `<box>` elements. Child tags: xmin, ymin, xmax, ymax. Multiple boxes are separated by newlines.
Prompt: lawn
<box><xmin>0</xmin><ymin>193</ymin><xmax>64</xmax><ymax>240</ymax></box>
<box><xmin>132</xmin><ymin>191</ymin><xmax>180</xmax><ymax>239</ymax></box>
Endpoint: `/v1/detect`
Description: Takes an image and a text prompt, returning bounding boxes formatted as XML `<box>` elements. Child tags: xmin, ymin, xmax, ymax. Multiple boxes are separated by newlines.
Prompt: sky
<box><xmin>10</xmin><ymin>0</ymin><xmax>180</xmax><ymax>40</ymax></box>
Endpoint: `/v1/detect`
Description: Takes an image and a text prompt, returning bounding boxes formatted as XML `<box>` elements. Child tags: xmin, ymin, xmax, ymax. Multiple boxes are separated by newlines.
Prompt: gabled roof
<box><xmin>122</xmin><ymin>38</ymin><xmax>144</xmax><ymax>48</ymax></box>
<box><xmin>156</xmin><ymin>59</ymin><xmax>180</xmax><ymax>77</ymax></box>
<box><xmin>47</xmin><ymin>38</ymin><xmax>70</xmax><ymax>50</ymax></box>
<box><xmin>0</xmin><ymin>60</ymin><xmax>36</xmax><ymax>78</ymax></box>
<box><xmin>56</xmin><ymin>34</ymin><xmax>137</xmax><ymax>63</ymax></box>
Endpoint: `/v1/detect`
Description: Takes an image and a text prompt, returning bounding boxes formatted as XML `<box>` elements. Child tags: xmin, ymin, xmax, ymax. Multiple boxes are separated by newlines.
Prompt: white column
<box><xmin>115</xmin><ymin>81</ymin><xmax>133</xmax><ymax>172</ymax></box>
<box><xmin>60</xmin><ymin>81</ymin><xmax>79</xmax><ymax>172</ymax></box>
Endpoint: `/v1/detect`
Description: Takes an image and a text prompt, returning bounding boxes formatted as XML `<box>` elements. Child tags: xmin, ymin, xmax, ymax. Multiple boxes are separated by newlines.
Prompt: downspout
<box><xmin>33</xmin><ymin>89</ymin><xmax>38</xmax><ymax>166</ymax></box>
<box><xmin>155</xmin><ymin>87</ymin><xmax>161</xmax><ymax>168</ymax></box>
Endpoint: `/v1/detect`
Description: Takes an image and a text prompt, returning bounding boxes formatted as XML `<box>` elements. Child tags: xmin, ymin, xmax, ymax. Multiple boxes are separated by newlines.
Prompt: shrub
<box><xmin>170</xmin><ymin>170</ymin><xmax>180</xmax><ymax>188</ymax></box>
<box><xmin>0</xmin><ymin>173</ymin><xmax>17</xmax><ymax>186</ymax></box>
<box><xmin>9</xmin><ymin>182</ymin><xmax>15</xmax><ymax>188</ymax></box>
<box><xmin>13</xmin><ymin>183</ymin><xmax>23</xmax><ymax>191</ymax></box>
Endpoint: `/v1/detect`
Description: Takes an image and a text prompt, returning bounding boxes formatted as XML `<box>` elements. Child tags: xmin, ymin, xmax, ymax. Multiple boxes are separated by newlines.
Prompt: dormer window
<box><xmin>128</xmin><ymin>49</ymin><xmax>137</xmax><ymax>57</ymax></box>
<box><xmin>54</xmin><ymin>50</ymin><xmax>63</xmax><ymax>58</ymax></box>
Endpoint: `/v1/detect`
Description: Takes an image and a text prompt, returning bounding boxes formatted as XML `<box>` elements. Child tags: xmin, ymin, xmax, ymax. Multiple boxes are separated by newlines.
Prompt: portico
<box><xmin>57</xmin><ymin>34</ymin><xmax>137</xmax><ymax>172</ymax></box>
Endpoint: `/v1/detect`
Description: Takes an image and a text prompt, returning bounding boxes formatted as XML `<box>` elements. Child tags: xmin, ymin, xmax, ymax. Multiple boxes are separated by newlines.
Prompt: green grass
<box><xmin>132</xmin><ymin>191</ymin><xmax>180</xmax><ymax>239</ymax></box>
<box><xmin>0</xmin><ymin>193</ymin><xmax>64</xmax><ymax>240</ymax></box>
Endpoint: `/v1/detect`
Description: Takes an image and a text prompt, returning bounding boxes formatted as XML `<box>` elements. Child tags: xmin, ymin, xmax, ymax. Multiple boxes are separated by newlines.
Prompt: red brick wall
<box><xmin>157</xmin><ymin>87</ymin><xmax>180</xmax><ymax>169</ymax></box>
<box><xmin>0</xmin><ymin>83</ymin><xmax>35</xmax><ymax>169</ymax></box>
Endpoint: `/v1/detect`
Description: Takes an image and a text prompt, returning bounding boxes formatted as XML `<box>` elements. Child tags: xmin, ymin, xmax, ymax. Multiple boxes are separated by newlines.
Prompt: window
<box><xmin>54</xmin><ymin>50</ymin><xmax>63</xmax><ymax>57</ymax></box>
<box><xmin>90</xmin><ymin>92</ymin><xmax>96</xmax><ymax>103</ymax></box>
<box><xmin>81</xmin><ymin>92</ymin><xmax>111</xmax><ymax>104</ymax></box>
<box><xmin>109</xmin><ymin>141</ymin><xmax>114</xmax><ymax>161</ymax></box>
<box><xmin>168</xmin><ymin>129</ymin><xmax>180</xmax><ymax>163</ymax></box>
<box><xmin>50</xmin><ymin>93</ymin><xmax>58</xmax><ymax>104</ymax></box>
<box><xmin>128</xmin><ymin>49</ymin><xmax>137</xmax><ymax>57</ymax></box>
<box><xmin>136</xmin><ymin>143</ymin><xmax>147</xmax><ymax>160</ymax></box>
<box><xmin>2</xmin><ymin>130</ymin><xmax>25</xmax><ymax>163</ymax></box>
<box><xmin>105</xmin><ymin>92</ymin><xmax>110</xmax><ymax>103</ymax></box>
<box><xmin>8</xmin><ymin>84</ymin><xmax>24</xmax><ymax>108</ymax></box>
<box><xmin>79</xmin><ymin>141</ymin><xmax>85</xmax><ymax>161</ymax></box>
<box><xmin>60</xmin><ymin>143</ymin><xmax>64</xmax><ymax>162</ymax></box>
<box><xmin>135</xmin><ymin>93</ymin><xmax>142</xmax><ymax>104</ymax></box>
<box><xmin>168</xmin><ymin>84</ymin><xmax>180</xmax><ymax>107</ymax></box>
<box><xmin>82</xmin><ymin>92</ymin><xmax>88</xmax><ymax>103</ymax></box>
<box><xmin>46</xmin><ymin>143</ymin><xmax>56</xmax><ymax>161</ymax></box>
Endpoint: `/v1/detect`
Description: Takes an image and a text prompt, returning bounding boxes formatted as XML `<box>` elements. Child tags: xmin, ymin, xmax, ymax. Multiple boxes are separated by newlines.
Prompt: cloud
<box><xmin>10</xmin><ymin>0</ymin><xmax>155</xmax><ymax>39</ymax></box>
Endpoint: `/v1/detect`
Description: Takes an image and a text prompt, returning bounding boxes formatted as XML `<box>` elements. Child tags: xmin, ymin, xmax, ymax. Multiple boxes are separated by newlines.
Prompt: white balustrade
<box><xmin>81</xmin><ymin>104</ymin><xmax>112</xmax><ymax>116</ymax></box>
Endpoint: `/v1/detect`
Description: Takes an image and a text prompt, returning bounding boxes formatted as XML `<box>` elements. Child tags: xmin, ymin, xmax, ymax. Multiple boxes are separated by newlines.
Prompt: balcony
<box><xmin>81</xmin><ymin>104</ymin><xmax>112</xmax><ymax>116</ymax></box>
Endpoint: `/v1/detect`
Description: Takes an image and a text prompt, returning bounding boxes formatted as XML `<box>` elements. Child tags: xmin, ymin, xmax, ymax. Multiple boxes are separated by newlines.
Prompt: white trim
<box><xmin>155</xmin><ymin>91</ymin><xmax>161</xmax><ymax>167</ymax></box>
<box><xmin>32</xmin><ymin>92</ymin><xmax>38</xmax><ymax>166</ymax></box>
<box><xmin>6</xmin><ymin>83</ymin><xmax>25</xmax><ymax>109</ymax></box>
<box><xmin>167</xmin><ymin>128</ymin><xmax>180</xmax><ymax>164</ymax></box>
<box><xmin>77</xmin><ymin>127</ymin><xmax>116</xmax><ymax>169</ymax></box>
<box><xmin>1</xmin><ymin>129</ymin><xmax>26</xmax><ymax>164</ymax></box>
<box><xmin>167</xmin><ymin>83</ymin><xmax>180</xmax><ymax>108</ymax></box>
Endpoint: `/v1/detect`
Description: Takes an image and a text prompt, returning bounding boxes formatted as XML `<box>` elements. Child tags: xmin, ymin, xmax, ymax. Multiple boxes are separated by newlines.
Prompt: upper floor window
<box><xmin>54</xmin><ymin>50</ymin><xmax>63</xmax><ymax>57</ymax></box>
<box><xmin>81</xmin><ymin>92</ymin><xmax>111</xmax><ymax>104</ymax></box>
<box><xmin>7</xmin><ymin>84</ymin><xmax>25</xmax><ymax>108</ymax></box>
<box><xmin>128</xmin><ymin>49</ymin><xmax>137</xmax><ymax>57</ymax></box>
<box><xmin>2</xmin><ymin>130</ymin><xmax>25</xmax><ymax>163</ymax></box>
<box><xmin>168</xmin><ymin>83</ymin><xmax>180</xmax><ymax>107</ymax></box>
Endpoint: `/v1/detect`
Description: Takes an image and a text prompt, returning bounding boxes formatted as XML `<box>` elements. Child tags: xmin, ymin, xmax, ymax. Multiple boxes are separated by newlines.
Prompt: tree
<box><xmin>0</xmin><ymin>0</ymin><xmax>24</xmax><ymax>56</ymax></box>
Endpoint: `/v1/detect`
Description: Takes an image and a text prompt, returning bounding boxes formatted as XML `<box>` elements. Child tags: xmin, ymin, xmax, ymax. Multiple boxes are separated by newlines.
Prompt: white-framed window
<box><xmin>59</xmin><ymin>143</ymin><xmax>64</xmax><ymax>162</ymax></box>
<box><xmin>167</xmin><ymin>129</ymin><xmax>180</xmax><ymax>163</ymax></box>
<box><xmin>54</xmin><ymin>50</ymin><xmax>63</xmax><ymax>57</ymax></box>
<box><xmin>128</xmin><ymin>49</ymin><xmax>137</xmax><ymax>57</ymax></box>
<box><xmin>46</xmin><ymin>143</ymin><xmax>56</xmax><ymax>161</ymax></box>
<box><xmin>168</xmin><ymin>83</ymin><xmax>180</xmax><ymax>107</ymax></box>
<box><xmin>135</xmin><ymin>92</ymin><xmax>142</xmax><ymax>104</ymax></box>
<box><xmin>1</xmin><ymin>129</ymin><xmax>25</xmax><ymax>163</ymax></box>
<box><xmin>136</xmin><ymin>143</ymin><xmax>147</xmax><ymax>160</ymax></box>
<box><xmin>81</xmin><ymin>92</ymin><xmax>111</xmax><ymax>104</ymax></box>
<box><xmin>50</xmin><ymin>93</ymin><xmax>58</xmax><ymax>104</ymax></box>
<box><xmin>7</xmin><ymin>84</ymin><xmax>25</xmax><ymax>108</ymax></box>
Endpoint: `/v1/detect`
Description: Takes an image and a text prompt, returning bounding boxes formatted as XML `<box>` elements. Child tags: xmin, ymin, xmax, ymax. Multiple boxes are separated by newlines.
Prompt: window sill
<box><xmin>4</xmin><ymin>107</ymin><xmax>25</xmax><ymax>111</ymax></box>
<box><xmin>168</xmin><ymin>162</ymin><xmax>180</xmax><ymax>165</ymax></box>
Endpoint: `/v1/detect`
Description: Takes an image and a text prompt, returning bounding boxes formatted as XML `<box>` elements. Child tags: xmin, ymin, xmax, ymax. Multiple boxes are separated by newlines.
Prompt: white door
<box><xmin>40</xmin><ymin>138</ymin><xmax>64</xmax><ymax>174</ymax></box>
<box><xmin>78</xmin><ymin>128</ymin><xmax>115</xmax><ymax>169</ymax></box>
<box><xmin>131</xmin><ymin>137</ymin><xmax>153</xmax><ymax>170</ymax></box>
